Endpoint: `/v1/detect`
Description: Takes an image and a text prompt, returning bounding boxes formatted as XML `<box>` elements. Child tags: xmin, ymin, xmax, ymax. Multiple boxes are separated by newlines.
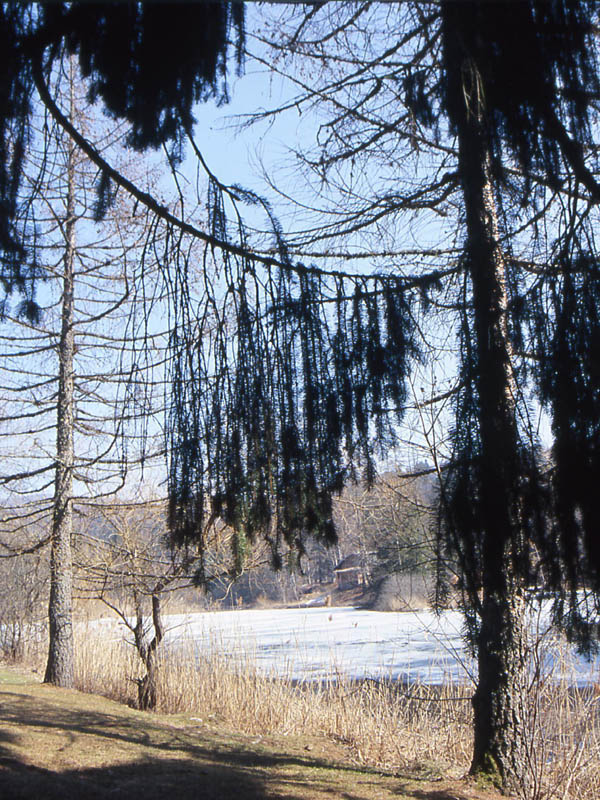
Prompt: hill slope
<box><xmin>0</xmin><ymin>667</ymin><xmax>502</xmax><ymax>800</ymax></box>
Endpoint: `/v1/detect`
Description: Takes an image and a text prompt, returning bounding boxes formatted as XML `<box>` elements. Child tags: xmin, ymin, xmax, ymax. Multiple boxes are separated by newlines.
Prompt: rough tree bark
<box><xmin>44</xmin><ymin>93</ymin><xmax>76</xmax><ymax>687</ymax></box>
<box><xmin>452</xmin><ymin>57</ymin><xmax>528</xmax><ymax>788</ymax></box>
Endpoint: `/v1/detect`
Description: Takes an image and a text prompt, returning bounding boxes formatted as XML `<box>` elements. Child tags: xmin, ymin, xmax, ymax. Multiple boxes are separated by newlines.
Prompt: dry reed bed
<box><xmin>69</xmin><ymin>624</ymin><xmax>600</xmax><ymax>798</ymax></box>
<box><xmin>74</xmin><ymin>629</ymin><xmax>472</xmax><ymax>774</ymax></box>
<box><xmin>520</xmin><ymin>643</ymin><xmax>600</xmax><ymax>800</ymax></box>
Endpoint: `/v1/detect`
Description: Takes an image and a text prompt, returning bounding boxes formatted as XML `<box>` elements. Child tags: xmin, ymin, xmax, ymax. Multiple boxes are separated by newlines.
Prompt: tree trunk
<box><xmin>135</xmin><ymin>594</ymin><xmax>164</xmax><ymax>711</ymax></box>
<box><xmin>44</xmin><ymin>85</ymin><xmax>76</xmax><ymax>688</ymax></box>
<box><xmin>472</xmin><ymin>584</ymin><xmax>527</xmax><ymax>787</ymax></box>
<box><xmin>449</xmin><ymin>35</ymin><xmax>529</xmax><ymax>791</ymax></box>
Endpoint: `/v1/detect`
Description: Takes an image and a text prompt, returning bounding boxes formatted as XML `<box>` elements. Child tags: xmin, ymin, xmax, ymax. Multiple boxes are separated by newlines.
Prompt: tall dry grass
<box><xmin>70</xmin><ymin>621</ymin><xmax>600</xmax><ymax>797</ymax></box>
<box><xmin>519</xmin><ymin>634</ymin><xmax>600</xmax><ymax>800</ymax></box>
<box><xmin>73</xmin><ymin>622</ymin><xmax>472</xmax><ymax>775</ymax></box>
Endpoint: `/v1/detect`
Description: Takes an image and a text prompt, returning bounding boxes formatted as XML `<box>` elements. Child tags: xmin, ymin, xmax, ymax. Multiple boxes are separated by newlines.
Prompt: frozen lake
<box><xmin>151</xmin><ymin>605</ymin><xmax>600</xmax><ymax>686</ymax></box>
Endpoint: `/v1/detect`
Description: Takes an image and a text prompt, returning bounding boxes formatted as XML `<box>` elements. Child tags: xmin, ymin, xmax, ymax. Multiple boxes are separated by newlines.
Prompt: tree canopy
<box><xmin>0</xmin><ymin>1</ymin><xmax>244</xmax><ymax>306</ymax></box>
<box><xmin>3</xmin><ymin>2</ymin><xmax>600</xmax><ymax>785</ymax></box>
<box><xmin>162</xmin><ymin>1</ymin><xmax>600</xmax><ymax>641</ymax></box>
<box><xmin>4</xmin><ymin>2</ymin><xmax>599</xmax><ymax>627</ymax></box>
<box><xmin>184</xmin><ymin>2</ymin><xmax>600</xmax><ymax>784</ymax></box>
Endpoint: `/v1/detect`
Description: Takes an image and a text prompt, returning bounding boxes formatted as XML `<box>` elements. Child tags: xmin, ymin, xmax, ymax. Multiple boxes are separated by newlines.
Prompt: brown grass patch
<box><xmin>13</xmin><ymin>616</ymin><xmax>600</xmax><ymax>799</ymax></box>
<box><xmin>73</xmin><ymin>625</ymin><xmax>473</xmax><ymax>777</ymax></box>
<box><xmin>0</xmin><ymin>667</ymin><xmax>503</xmax><ymax>800</ymax></box>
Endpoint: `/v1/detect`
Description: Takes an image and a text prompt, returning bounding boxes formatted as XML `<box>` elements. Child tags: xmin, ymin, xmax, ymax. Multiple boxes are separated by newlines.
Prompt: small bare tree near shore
<box><xmin>75</xmin><ymin>499</ymin><xmax>267</xmax><ymax>710</ymax></box>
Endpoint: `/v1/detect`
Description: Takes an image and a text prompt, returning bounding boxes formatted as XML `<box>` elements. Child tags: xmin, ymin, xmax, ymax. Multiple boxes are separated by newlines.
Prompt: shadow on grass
<box><xmin>0</xmin><ymin>761</ymin><xmax>472</xmax><ymax>800</ymax></box>
<box><xmin>0</xmin><ymin>690</ymin><xmax>344</xmax><ymax>770</ymax></box>
<box><xmin>407</xmin><ymin>787</ymin><xmax>475</xmax><ymax>800</ymax></box>
<box><xmin>0</xmin><ymin>685</ymin><xmax>488</xmax><ymax>800</ymax></box>
<box><xmin>0</xmin><ymin>690</ymin><xmax>407</xmax><ymax>799</ymax></box>
<box><xmin>0</xmin><ymin>755</ymin><xmax>274</xmax><ymax>800</ymax></box>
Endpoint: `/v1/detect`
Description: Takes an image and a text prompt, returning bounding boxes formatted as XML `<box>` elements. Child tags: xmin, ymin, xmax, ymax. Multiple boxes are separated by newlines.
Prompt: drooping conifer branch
<box><xmin>164</xmin><ymin>170</ymin><xmax>430</xmax><ymax>569</ymax></box>
<box><xmin>0</xmin><ymin>2</ymin><xmax>245</xmax><ymax>304</ymax></box>
<box><xmin>33</xmin><ymin>59</ymin><xmax>455</xmax><ymax>290</ymax></box>
<box><xmin>25</xmin><ymin>34</ymin><xmax>451</xmax><ymax>574</ymax></box>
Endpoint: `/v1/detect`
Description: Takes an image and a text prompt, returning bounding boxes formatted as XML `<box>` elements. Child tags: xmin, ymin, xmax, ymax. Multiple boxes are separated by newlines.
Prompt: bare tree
<box><xmin>0</xmin><ymin>64</ymin><xmax>171</xmax><ymax>687</ymax></box>
<box><xmin>74</xmin><ymin>499</ymin><xmax>265</xmax><ymax>710</ymax></box>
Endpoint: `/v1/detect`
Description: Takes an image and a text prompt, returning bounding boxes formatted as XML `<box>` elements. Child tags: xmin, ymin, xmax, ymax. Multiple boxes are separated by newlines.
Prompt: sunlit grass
<box><xmin>72</xmin><ymin>621</ymin><xmax>472</xmax><ymax>775</ymax></box>
<box><xmin>16</xmin><ymin>613</ymin><xmax>600</xmax><ymax>797</ymax></box>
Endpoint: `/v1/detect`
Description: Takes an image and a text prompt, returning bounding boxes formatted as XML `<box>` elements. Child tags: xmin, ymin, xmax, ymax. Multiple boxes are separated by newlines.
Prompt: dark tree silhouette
<box><xmin>0</xmin><ymin>2</ymin><xmax>244</xmax><ymax>309</ymax></box>
<box><xmin>2</xmin><ymin>0</ymin><xmax>600</xmax><ymax>791</ymax></box>
<box><xmin>436</xmin><ymin>2</ymin><xmax>600</xmax><ymax>783</ymax></box>
<box><xmin>189</xmin><ymin>1</ymin><xmax>600</xmax><ymax>789</ymax></box>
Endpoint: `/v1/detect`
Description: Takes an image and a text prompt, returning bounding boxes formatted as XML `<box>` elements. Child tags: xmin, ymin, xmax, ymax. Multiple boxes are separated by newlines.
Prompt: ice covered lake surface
<box><xmin>144</xmin><ymin>605</ymin><xmax>600</xmax><ymax>687</ymax></box>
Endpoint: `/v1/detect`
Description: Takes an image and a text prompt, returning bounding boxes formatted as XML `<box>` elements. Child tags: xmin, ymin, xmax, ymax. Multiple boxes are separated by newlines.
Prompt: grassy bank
<box><xmin>71</xmin><ymin>626</ymin><xmax>473</xmax><ymax>777</ymax></box>
<box><xmin>14</xmin><ymin>621</ymin><xmax>600</xmax><ymax>799</ymax></box>
<box><xmin>0</xmin><ymin>666</ymin><xmax>502</xmax><ymax>800</ymax></box>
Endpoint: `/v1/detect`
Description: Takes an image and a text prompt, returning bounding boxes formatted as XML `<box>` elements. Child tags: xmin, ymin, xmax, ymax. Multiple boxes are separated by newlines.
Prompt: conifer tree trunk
<box><xmin>453</xmin><ymin>59</ymin><xmax>528</xmax><ymax>788</ymax></box>
<box><xmin>44</xmin><ymin>88</ymin><xmax>76</xmax><ymax>688</ymax></box>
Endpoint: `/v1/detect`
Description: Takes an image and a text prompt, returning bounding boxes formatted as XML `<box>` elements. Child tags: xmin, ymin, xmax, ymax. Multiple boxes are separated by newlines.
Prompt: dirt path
<box><xmin>0</xmin><ymin>668</ymin><xmax>503</xmax><ymax>800</ymax></box>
